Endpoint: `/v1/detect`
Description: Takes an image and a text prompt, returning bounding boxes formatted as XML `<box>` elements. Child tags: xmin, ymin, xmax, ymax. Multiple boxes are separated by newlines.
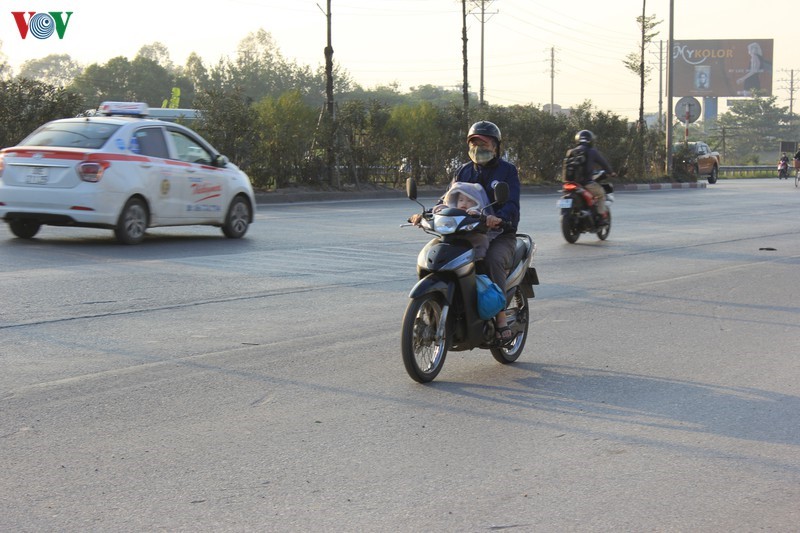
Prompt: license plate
<box><xmin>557</xmin><ymin>198</ymin><xmax>572</xmax><ymax>208</ymax></box>
<box><xmin>25</xmin><ymin>167</ymin><xmax>49</xmax><ymax>184</ymax></box>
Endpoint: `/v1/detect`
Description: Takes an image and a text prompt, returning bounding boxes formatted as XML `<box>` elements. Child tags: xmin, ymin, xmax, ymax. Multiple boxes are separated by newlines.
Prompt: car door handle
<box><xmin>185</xmin><ymin>168</ymin><xmax>197</xmax><ymax>174</ymax></box>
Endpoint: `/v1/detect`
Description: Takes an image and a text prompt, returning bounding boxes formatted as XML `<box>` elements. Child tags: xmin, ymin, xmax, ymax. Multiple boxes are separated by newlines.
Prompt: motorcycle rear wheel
<box><xmin>561</xmin><ymin>212</ymin><xmax>580</xmax><ymax>243</ymax></box>
<box><xmin>401</xmin><ymin>294</ymin><xmax>449</xmax><ymax>383</ymax></box>
<box><xmin>490</xmin><ymin>288</ymin><xmax>529</xmax><ymax>364</ymax></box>
<box><xmin>597</xmin><ymin>209</ymin><xmax>611</xmax><ymax>241</ymax></box>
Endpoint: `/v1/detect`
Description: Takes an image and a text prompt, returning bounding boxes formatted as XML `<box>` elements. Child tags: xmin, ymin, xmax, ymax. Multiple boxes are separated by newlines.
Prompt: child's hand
<box><xmin>467</xmin><ymin>209</ymin><xmax>480</xmax><ymax>215</ymax></box>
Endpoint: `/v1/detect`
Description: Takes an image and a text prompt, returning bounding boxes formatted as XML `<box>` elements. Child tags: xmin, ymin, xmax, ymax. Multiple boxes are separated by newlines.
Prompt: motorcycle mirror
<box><xmin>406</xmin><ymin>178</ymin><xmax>418</xmax><ymax>201</ymax></box>
<box><xmin>493</xmin><ymin>181</ymin><xmax>509</xmax><ymax>204</ymax></box>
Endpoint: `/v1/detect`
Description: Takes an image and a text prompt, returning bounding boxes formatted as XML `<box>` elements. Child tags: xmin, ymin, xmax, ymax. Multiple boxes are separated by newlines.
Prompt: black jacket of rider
<box><xmin>453</xmin><ymin>158</ymin><xmax>520</xmax><ymax>234</ymax></box>
<box><xmin>579</xmin><ymin>146</ymin><xmax>614</xmax><ymax>184</ymax></box>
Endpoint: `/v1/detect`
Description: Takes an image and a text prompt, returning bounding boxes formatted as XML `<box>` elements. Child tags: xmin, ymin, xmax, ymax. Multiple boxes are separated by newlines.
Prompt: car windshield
<box><xmin>19</xmin><ymin>120</ymin><xmax>122</xmax><ymax>149</ymax></box>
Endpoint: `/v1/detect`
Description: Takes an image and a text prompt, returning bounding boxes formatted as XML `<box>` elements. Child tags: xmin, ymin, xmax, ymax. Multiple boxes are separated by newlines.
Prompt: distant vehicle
<box><xmin>145</xmin><ymin>108</ymin><xmax>202</xmax><ymax>123</ymax></box>
<box><xmin>0</xmin><ymin>101</ymin><xmax>255</xmax><ymax>244</ymax></box>
<box><xmin>673</xmin><ymin>141</ymin><xmax>720</xmax><ymax>184</ymax></box>
<box><xmin>777</xmin><ymin>158</ymin><xmax>790</xmax><ymax>179</ymax></box>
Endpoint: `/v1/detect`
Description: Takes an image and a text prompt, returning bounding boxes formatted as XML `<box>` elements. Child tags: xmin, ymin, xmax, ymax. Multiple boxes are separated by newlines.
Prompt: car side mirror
<box><xmin>215</xmin><ymin>154</ymin><xmax>229</xmax><ymax>168</ymax></box>
<box><xmin>406</xmin><ymin>178</ymin><xmax>418</xmax><ymax>201</ymax></box>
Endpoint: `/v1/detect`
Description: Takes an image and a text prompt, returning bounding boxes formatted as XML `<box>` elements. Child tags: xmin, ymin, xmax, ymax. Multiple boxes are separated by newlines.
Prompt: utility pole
<box><xmin>665</xmin><ymin>0</ymin><xmax>674</xmax><ymax>175</ymax></box>
<box><xmin>462</xmin><ymin>0</ymin><xmax>469</xmax><ymax>127</ymax></box>
<box><xmin>658</xmin><ymin>40</ymin><xmax>663</xmax><ymax>130</ymax></box>
<box><xmin>637</xmin><ymin>0</ymin><xmax>646</xmax><ymax>132</ymax></box>
<box><xmin>550</xmin><ymin>46</ymin><xmax>555</xmax><ymax>115</ymax></box>
<box><xmin>320</xmin><ymin>0</ymin><xmax>338</xmax><ymax>187</ymax></box>
<box><xmin>479</xmin><ymin>0</ymin><xmax>487</xmax><ymax>106</ymax></box>
<box><xmin>469</xmin><ymin>0</ymin><xmax>497</xmax><ymax>107</ymax></box>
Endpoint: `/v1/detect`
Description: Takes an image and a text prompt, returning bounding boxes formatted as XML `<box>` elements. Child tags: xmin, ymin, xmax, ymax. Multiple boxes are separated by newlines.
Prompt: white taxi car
<box><xmin>0</xmin><ymin>102</ymin><xmax>256</xmax><ymax>244</ymax></box>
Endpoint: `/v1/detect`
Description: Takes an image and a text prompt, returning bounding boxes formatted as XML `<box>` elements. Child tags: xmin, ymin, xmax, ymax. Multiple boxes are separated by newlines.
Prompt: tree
<box><xmin>136</xmin><ymin>42</ymin><xmax>174</xmax><ymax>73</ymax></box>
<box><xmin>68</xmin><ymin>56</ymin><xmax>194</xmax><ymax>110</ymax></box>
<box><xmin>0</xmin><ymin>39</ymin><xmax>10</xmax><ymax>80</ymax></box>
<box><xmin>385</xmin><ymin>102</ymin><xmax>443</xmax><ymax>185</ymax></box>
<box><xmin>491</xmin><ymin>104</ymin><xmax>572</xmax><ymax>182</ymax></box>
<box><xmin>18</xmin><ymin>54</ymin><xmax>82</xmax><ymax>87</ymax></box>
<box><xmin>219</xmin><ymin>29</ymin><xmax>291</xmax><ymax>100</ymax></box>
<box><xmin>711</xmin><ymin>95</ymin><xmax>793</xmax><ymax>164</ymax></box>
<box><xmin>0</xmin><ymin>78</ymin><xmax>83</xmax><ymax>148</ymax></box>
<box><xmin>254</xmin><ymin>90</ymin><xmax>318</xmax><ymax>188</ymax></box>
<box><xmin>623</xmin><ymin>12</ymin><xmax>661</xmax><ymax>128</ymax></box>
<box><xmin>192</xmin><ymin>87</ymin><xmax>263</xmax><ymax>184</ymax></box>
<box><xmin>184</xmin><ymin>52</ymin><xmax>210</xmax><ymax>93</ymax></box>
<box><xmin>623</xmin><ymin>7</ymin><xmax>661</xmax><ymax>179</ymax></box>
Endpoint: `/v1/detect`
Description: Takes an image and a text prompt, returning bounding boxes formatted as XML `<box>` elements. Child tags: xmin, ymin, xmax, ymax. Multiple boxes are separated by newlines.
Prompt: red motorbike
<box><xmin>557</xmin><ymin>171</ymin><xmax>614</xmax><ymax>244</ymax></box>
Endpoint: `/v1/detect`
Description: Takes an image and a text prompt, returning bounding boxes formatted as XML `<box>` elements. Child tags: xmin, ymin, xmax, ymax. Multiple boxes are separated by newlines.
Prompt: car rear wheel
<box><xmin>115</xmin><ymin>197</ymin><xmax>148</xmax><ymax>245</ymax></box>
<box><xmin>222</xmin><ymin>195</ymin><xmax>251</xmax><ymax>238</ymax></box>
<box><xmin>9</xmin><ymin>220</ymin><xmax>41</xmax><ymax>239</ymax></box>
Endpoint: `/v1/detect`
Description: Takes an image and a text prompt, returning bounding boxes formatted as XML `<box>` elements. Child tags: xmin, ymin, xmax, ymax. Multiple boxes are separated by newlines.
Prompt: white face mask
<box><xmin>469</xmin><ymin>145</ymin><xmax>495</xmax><ymax>165</ymax></box>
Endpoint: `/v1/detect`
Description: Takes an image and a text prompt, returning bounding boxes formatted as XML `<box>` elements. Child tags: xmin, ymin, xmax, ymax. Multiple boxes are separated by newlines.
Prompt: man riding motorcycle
<box><xmin>411</xmin><ymin>120</ymin><xmax>521</xmax><ymax>344</ymax></box>
<box><xmin>779</xmin><ymin>152</ymin><xmax>790</xmax><ymax>178</ymax></box>
<box><xmin>562</xmin><ymin>130</ymin><xmax>615</xmax><ymax>226</ymax></box>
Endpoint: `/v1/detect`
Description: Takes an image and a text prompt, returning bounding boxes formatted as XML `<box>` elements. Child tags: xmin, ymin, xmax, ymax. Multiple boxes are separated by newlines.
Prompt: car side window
<box><xmin>133</xmin><ymin>127</ymin><xmax>169</xmax><ymax>159</ymax></box>
<box><xmin>169</xmin><ymin>130</ymin><xmax>213</xmax><ymax>165</ymax></box>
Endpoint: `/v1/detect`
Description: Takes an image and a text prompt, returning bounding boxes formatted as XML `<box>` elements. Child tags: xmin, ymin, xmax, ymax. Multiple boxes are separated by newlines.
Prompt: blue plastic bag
<box><xmin>476</xmin><ymin>274</ymin><xmax>506</xmax><ymax>320</ymax></box>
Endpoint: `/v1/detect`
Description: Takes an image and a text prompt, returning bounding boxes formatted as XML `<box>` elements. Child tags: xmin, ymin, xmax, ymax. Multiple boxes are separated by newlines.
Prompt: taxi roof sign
<box><xmin>98</xmin><ymin>102</ymin><xmax>149</xmax><ymax>117</ymax></box>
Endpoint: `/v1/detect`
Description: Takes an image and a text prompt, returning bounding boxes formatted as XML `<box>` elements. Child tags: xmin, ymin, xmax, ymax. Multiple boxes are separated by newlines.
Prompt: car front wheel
<box><xmin>708</xmin><ymin>166</ymin><xmax>718</xmax><ymax>184</ymax></box>
<box><xmin>222</xmin><ymin>196</ymin><xmax>251</xmax><ymax>238</ymax></box>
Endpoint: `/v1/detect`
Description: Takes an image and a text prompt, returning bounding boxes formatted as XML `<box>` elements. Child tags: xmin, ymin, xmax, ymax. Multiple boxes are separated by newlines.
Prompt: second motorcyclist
<box><xmin>562</xmin><ymin>130</ymin><xmax>615</xmax><ymax>226</ymax></box>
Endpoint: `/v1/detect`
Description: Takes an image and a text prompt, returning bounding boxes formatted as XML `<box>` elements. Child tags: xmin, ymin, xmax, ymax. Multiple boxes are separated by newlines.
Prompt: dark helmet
<box><xmin>575</xmin><ymin>129</ymin><xmax>595</xmax><ymax>146</ymax></box>
<box><xmin>468</xmin><ymin>121</ymin><xmax>502</xmax><ymax>143</ymax></box>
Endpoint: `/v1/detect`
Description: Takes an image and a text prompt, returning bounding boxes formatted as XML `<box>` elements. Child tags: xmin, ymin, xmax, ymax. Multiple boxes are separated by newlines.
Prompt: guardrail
<box><xmin>719</xmin><ymin>165</ymin><xmax>777</xmax><ymax>176</ymax></box>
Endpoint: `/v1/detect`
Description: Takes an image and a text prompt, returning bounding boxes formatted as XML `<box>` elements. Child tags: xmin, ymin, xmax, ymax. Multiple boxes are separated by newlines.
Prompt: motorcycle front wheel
<box><xmin>491</xmin><ymin>288</ymin><xmax>529</xmax><ymax>364</ymax></box>
<box><xmin>401</xmin><ymin>294</ymin><xmax>449</xmax><ymax>383</ymax></box>
<box><xmin>561</xmin><ymin>212</ymin><xmax>580</xmax><ymax>243</ymax></box>
<box><xmin>597</xmin><ymin>209</ymin><xmax>611</xmax><ymax>241</ymax></box>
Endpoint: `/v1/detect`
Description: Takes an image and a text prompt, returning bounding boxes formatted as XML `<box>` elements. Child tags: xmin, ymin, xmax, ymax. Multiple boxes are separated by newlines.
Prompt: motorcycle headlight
<box><xmin>434</xmin><ymin>215</ymin><xmax>459</xmax><ymax>234</ymax></box>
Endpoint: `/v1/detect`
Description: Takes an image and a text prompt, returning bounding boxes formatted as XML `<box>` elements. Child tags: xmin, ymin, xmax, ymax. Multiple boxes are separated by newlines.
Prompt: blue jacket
<box><xmin>453</xmin><ymin>158</ymin><xmax>520</xmax><ymax>233</ymax></box>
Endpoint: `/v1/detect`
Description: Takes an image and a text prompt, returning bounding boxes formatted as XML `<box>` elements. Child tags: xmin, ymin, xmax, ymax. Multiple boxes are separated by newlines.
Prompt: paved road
<box><xmin>1</xmin><ymin>179</ymin><xmax>798</xmax><ymax>531</ymax></box>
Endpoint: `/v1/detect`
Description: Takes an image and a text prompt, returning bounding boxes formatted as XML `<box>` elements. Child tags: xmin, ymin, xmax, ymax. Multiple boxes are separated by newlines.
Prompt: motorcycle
<box><xmin>400</xmin><ymin>178</ymin><xmax>539</xmax><ymax>383</ymax></box>
<box><xmin>557</xmin><ymin>170</ymin><xmax>614</xmax><ymax>244</ymax></box>
<box><xmin>777</xmin><ymin>159</ymin><xmax>790</xmax><ymax>179</ymax></box>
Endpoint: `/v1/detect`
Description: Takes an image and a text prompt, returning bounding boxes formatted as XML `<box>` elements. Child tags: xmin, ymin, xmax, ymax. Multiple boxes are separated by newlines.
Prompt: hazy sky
<box><xmin>2</xmin><ymin>0</ymin><xmax>796</xmax><ymax>120</ymax></box>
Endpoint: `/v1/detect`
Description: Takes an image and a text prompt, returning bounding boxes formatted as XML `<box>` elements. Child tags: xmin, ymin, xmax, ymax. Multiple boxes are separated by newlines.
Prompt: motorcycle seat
<box><xmin>512</xmin><ymin>236</ymin><xmax>529</xmax><ymax>268</ymax></box>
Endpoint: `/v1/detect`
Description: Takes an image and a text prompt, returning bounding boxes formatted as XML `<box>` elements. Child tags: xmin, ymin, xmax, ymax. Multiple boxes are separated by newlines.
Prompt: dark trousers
<box><xmin>480</xmin><ymin>232</ymin><xmax>517</xmax><ymax>296</ymax></box>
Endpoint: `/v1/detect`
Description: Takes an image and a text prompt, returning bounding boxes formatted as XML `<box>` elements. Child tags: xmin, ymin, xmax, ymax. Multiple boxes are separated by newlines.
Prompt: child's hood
<box><xmin>444</xmin><ymin>182</ymin><xmax>491</xmax><ymax>210</ymax></box>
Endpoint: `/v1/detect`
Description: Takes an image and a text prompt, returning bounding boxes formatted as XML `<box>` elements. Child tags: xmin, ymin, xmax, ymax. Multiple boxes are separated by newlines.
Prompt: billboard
<box><xmin>672</xmin><ymin>39</ymin><xmax>773</xmax><ymax>98</ymax></box>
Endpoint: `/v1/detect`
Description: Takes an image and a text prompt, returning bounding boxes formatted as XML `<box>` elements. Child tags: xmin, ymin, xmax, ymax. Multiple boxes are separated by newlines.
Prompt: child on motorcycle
<box><xmin>440</xmin><ymin>181</ymin><xmax>500</xmax><ymax>261</ymax></box>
